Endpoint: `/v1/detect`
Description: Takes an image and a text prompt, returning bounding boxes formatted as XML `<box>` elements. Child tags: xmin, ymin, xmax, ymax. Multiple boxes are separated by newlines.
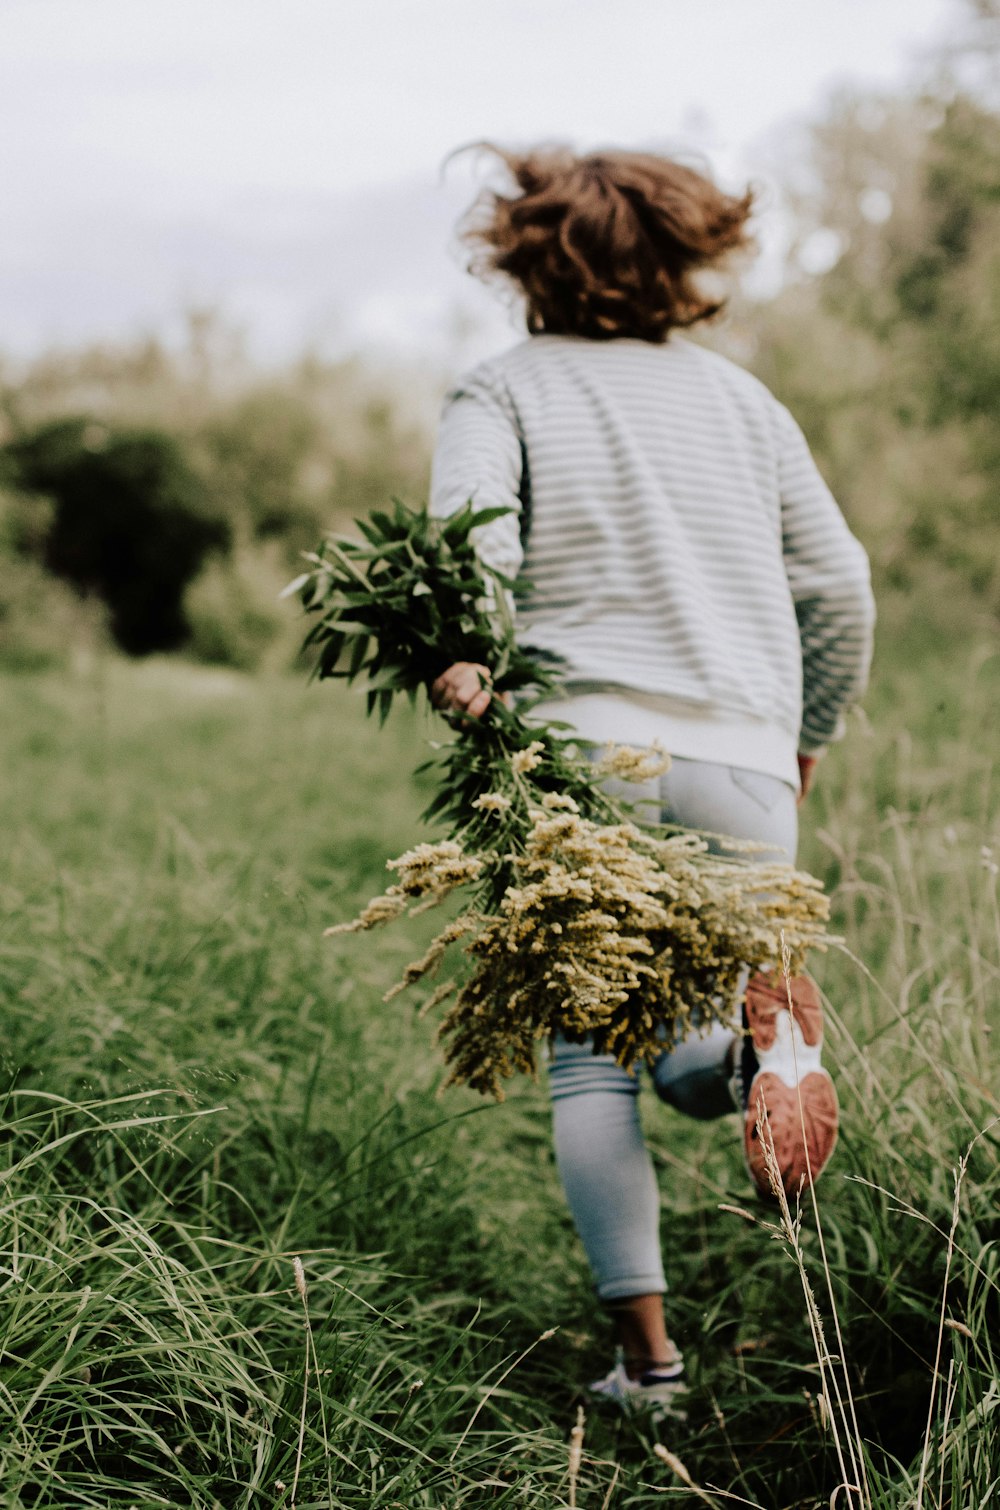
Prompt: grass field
<box><xmin>2</xmin><ymin>616</ymin><xmax>998</xmax><ymax>1509</ymax></box>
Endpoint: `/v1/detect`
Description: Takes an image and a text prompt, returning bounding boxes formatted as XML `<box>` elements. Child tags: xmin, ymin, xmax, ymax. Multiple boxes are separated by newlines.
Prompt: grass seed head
<box><xmin>594</xmin><ymin>742</ymin><xmax>671</xmax><ymax>782</ymax></box>
<box><xmin>292</xmin><ymin>1256</ymin><xmax>307</xmax><ymax>1302</ymax></box>
<box><xmin>511</xmin><ymin>740</ymin><xmax>545</xmax><ymax>774</ymax></box>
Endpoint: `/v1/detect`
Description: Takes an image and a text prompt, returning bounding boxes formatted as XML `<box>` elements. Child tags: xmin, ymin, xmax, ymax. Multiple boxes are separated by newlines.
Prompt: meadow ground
<box><xmin>1</xmin><ymin>609</ymin><xmax>998</xmax><ymax>1509</ymax></box>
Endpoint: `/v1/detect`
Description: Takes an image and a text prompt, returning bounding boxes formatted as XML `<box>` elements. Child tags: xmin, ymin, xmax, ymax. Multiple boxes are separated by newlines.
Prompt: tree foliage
<box><xmin>750</xmin><ymin>39</ymin><xmax>1000</xmax><ymax>618</ymax></box>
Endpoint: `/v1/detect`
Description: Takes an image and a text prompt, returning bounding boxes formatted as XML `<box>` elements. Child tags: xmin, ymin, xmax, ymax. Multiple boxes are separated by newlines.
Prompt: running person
<box><xmin>428</xmin><ymin>146</ymin><xmax>875</xmax><ymax>1411</ymax></box>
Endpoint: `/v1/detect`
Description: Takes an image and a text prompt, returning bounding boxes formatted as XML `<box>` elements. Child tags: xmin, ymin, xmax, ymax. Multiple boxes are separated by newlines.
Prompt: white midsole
<box><xmin>753</xmin><ymin>1009</ymin><xmax>826</xmax><ymax>1091</ymax></box>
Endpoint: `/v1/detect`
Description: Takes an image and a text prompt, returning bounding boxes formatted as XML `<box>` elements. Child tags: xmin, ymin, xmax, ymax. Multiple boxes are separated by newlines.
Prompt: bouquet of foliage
<box><xmin>294</xmin><ymin>500</ymin><xmax>830</xmax><ymax>1099</ymax></box>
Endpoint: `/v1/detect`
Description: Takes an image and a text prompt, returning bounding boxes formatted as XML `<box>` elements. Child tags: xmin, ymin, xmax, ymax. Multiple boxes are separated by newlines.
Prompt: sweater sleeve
<box><xmin>429</xmin><ymin>366</ymin><xmax>525</xmax><ymax>582</ymax></box>
<box><xmin>776</xmin><ymin>405</ymin><xmax>876</xmax><ymax>755</ymax></box>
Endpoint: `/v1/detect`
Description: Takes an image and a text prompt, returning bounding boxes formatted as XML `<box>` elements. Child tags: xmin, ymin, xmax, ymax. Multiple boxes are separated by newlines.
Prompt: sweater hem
<box><xmin>526</xmin><ymin>689</ymin><xmax>800</xmax><ymax>789</ymax></box>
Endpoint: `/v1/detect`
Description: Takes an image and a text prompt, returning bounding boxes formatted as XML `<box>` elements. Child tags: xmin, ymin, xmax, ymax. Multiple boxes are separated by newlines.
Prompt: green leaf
<box><xmin>279</xmin><ymin>571</ymin><xmax>312</xmax><ymax>600</ymax></box>
<box><xmin>346</xmin><ymin>634</ymin><xmax>371</xmax><ymax>680</ymax></box>
<box><xmin>368</xmin><ymin>509</ymin><xmax>394</xmax><ymax>537</ymax></box>
<box><xmin>468</xmin><ymin>505</ymin><xmax>516</xmax><ymax>529</ymax></box>
<box><xmin>366</xmin><ymin>666</ymin><xmax>412</xmax><ymax>692</ymax></box>
<box><xmin>354</xmin><ymin>516</ymin><xmax>389</xmax><ymax>545</ymax></box>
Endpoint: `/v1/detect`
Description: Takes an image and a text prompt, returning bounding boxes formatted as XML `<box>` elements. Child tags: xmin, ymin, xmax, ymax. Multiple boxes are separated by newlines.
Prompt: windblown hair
<box><xmin>459</xmin><ymin>144</ymin><xmax>755</xmax><ymax>342</ymax></box>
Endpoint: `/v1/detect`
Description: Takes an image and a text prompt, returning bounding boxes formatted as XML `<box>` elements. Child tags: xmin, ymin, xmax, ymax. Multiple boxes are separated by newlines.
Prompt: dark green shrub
<box><xmin>5</xmin><ymin>418</ymin><xmax>230</xmax><ymax>654</ymax></box>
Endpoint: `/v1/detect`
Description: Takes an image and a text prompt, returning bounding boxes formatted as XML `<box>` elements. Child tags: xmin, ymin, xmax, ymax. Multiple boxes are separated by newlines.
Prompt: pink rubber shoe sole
<box><xmin>742</xmin><ymin>973</ymin><xmax>839</xmax><ymax>1200</ymax></box>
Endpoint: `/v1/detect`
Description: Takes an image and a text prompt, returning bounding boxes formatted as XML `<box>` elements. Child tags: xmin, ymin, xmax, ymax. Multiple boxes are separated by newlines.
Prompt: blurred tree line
<box><xmin>0</xmin><ymin>328</ymin><xmax>433</xmax><ymax>670</ymax></box>
<box><xmin>746</xmin><ymin>0</ymin><xmax>1000</xmax><ymax>643</ymax></box>
<box><xmin>1</xmin><ymin>0</ymin><xmax>997</xmax><ymax>671</ymax></box>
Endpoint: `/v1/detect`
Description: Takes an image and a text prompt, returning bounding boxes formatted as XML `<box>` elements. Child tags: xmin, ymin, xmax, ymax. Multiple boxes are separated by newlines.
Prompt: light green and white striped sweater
<box><xmin>430</xmin><ymin>333</ymin><xmax>875</xmax><ymax>787</ymax></box>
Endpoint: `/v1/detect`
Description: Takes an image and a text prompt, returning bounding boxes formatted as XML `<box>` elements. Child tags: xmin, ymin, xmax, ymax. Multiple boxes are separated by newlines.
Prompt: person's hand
<box><xmin>797</xmin><ymin>753</ymin><xmax>818</xmax><ymax>805</ymax></box>
<box><xmin>430</xmin><ymin>662</ymin><xmax>495</xmax><ymax>719</ymax></box>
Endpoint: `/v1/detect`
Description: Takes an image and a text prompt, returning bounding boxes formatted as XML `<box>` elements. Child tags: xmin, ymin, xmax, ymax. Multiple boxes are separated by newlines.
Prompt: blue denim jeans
<box><xmin>548</xmin><ymin>755</ymin><xmax>798</xmax><ymax>1300</ymax></box>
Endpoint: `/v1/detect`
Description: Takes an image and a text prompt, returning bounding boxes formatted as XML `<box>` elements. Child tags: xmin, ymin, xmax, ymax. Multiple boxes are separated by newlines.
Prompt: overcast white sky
<box><xmin>0</xmin><ymin>0</ymin><xmax>958</xmax><ymax>365</ymax></box>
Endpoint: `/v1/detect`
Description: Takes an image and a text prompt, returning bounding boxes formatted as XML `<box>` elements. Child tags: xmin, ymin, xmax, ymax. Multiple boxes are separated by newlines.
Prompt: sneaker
<box><xmin>737</xmin><ymin>971</ymin><xmax>839</xmax><ymax>1200</ymax></box>
<box><xmin>588</xmin><ymin>1355</ymin><xmax>687</xmax><ymax>1422</ymax></box>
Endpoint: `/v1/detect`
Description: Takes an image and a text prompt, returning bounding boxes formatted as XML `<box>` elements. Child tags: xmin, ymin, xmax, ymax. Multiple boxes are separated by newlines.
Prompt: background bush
<box><xmin>4</xmin><ymin>418</ymin><xmax>229</xmax><ymax>655</ymax></box>
<box><xmin>183</xmin><ymin>542</ymin><xmax>302</xmax><ymax>672</ymax></box>
<box><xmin>0</xmin><ymin>343</ymin><xmax>434</xmax><ymax>669</ymax></box>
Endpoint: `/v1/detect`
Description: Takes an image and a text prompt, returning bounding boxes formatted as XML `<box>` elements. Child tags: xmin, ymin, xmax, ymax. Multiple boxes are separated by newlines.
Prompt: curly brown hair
<box><xmin>458</xmin><ymin>144</ymin><xmax>755</xmax><ymax>342</ymax></box>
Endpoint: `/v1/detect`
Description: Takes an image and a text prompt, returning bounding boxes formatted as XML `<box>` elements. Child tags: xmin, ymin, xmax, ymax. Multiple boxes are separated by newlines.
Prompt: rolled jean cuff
<box><xmin>598</xmin><ymin>1272</ymin><xmax>668</xmax><ymax>1302</ymax></box>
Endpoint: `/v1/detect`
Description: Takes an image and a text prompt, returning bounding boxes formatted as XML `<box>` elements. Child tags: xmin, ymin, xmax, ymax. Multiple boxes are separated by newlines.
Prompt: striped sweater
<box><xmin>429</xmin><ymin>333</ymin><xmax>875</xmax><ymax>784</ymax></box>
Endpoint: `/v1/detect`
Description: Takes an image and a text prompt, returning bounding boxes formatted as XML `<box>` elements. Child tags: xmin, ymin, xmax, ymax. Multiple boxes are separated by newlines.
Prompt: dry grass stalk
<box><xmin>598</xmin><ymin>1461</ymin><xmax>621</xmax><ymax>1510</ymax></box>
<box><xmin>291</xmin><ymin>1256</ymin><xmax>312</xmax><ymax>1510</ymax></box>
<box><xmin>652</xmin><ymin>1443</ymin><xmax>725</xmax><ymax>1507</ymax></box>
<box><xmin>567</xmin><ymin>1405</ymin><xmax>585</xmax><ymax>1510</ymax></box>
<box><xmin>756</xmin><ymin>980</ymin><xmax>871</xmax><ymax>1510</ymax></box>
<box><xmin>914</xmin><ymin>1123</ymin><xmax>997</xmax><ymax>1510</ymax></box>
<box><xmin>449</xmin><ymin>1327</ymin><xmax>557</xmax><ymax>1461</ymax></box>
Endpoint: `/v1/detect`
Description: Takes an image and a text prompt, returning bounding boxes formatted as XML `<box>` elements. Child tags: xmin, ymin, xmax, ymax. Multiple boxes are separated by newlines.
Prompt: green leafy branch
<box><xmin>293</xmin><ymin>500</ymin><xmax>623</xmax><ymax>898</ymax></box>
